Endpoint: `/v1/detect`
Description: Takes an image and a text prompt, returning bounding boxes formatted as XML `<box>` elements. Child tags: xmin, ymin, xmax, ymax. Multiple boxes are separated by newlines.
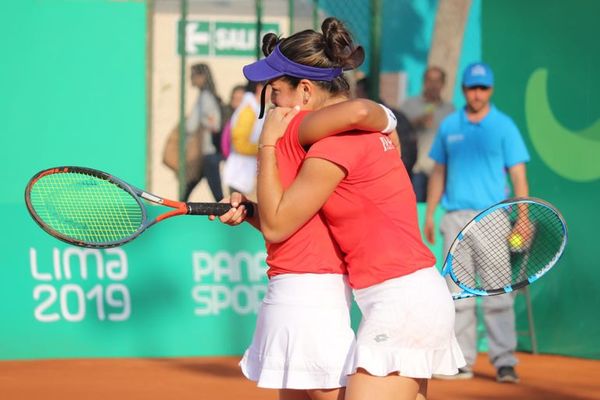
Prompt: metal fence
<box><xmin>150</xmin><ymin>0</ymin><xmax>457</xmax><ymax>198</ymax></box>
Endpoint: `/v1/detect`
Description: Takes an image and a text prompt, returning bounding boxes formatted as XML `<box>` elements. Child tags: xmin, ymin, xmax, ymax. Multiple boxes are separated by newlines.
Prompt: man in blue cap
<box><xmin>424</xmin><ymin>62</ymin><xmax>530</xmax><ymax>383</ymax></box>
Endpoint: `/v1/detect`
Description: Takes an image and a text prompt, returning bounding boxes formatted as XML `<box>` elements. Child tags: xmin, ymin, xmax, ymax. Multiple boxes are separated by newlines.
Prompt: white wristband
<box><xmin>379</xmin><ymin>104</ymin><xmax>397</xmax><ymax>134</ymax></box>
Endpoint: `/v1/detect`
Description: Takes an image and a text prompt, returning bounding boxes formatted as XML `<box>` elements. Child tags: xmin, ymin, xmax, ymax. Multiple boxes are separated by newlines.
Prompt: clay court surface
<box><xmin>1</xmin><ymin>352</ymin><xmax>599</xmax><ymax>399</ymax></box>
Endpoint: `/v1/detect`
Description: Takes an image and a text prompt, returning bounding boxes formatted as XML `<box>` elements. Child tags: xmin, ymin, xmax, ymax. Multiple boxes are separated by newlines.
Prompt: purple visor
<box><xmin>243</xmin><ymin>45</ymin><xmax>343</xmax><ymax>82</ymax></box>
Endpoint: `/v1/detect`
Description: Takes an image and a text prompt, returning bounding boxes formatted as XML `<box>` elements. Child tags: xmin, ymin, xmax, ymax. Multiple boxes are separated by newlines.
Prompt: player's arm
<box><xmin>298</xmin><ymin>99</ymin><xmax>395</xmax><ymax>146</ymax></box>
<box><xmin>258</xmin><ymin>150</ymin><xmax>344</xmax><ymax>243</ymax></box>
<box><xmin>257</xmin><ymin>107</ymin><xmax>343</xmax><ymax>243</ymax></box>
<box><xmin>424</xmin><ymin>162</ymin><xmax>446</xmax><ymax>244</ymax></box>
<box><xmin>210</xmin><ymin>192</ymin><xmax>261</xmax><ymax>230</ymax></box>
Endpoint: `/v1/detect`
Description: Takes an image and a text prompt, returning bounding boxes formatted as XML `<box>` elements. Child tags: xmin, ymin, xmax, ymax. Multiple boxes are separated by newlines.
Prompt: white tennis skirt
<box><xmin>352</xmin><ymin>267</ymin><xmax>466</xmax><ymax>378</ymax></box>
<box><xmin>240</xmin><ymin>273</ymin><xmax>355</xmax><ymax>389</ymax></box>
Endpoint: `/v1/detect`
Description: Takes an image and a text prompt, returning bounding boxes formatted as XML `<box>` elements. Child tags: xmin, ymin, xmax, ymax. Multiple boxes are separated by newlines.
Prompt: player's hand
<box><xmin>509</xmin><ymin>213</ymin><xmax>534</xmax><ymax>250</ymax></box>
<box><xmin>209</xmin><ymin>192</ymin><xmax>251</xmax><ymax>225</ymax></box>
<box><xmin>259</xmin><ymin>105</ymin><xmax>301</xmax><ymax>146</ymax></box>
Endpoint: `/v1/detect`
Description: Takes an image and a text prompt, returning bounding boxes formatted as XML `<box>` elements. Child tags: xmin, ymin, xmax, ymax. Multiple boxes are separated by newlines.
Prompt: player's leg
<box><xmin>279</xmin><ymin>389</ymin><xmax>311</xmax><ymax>400</ymax></box>
<box><xmin>306</xmin><ymin>387</ymin><xmax>345</xmax><ymax>400</ymax></box>
<box><xmin>279</xmin><ymin>387</ymin><xmax>345</xmax><ymax>400</ymax></box>
<box><xmin>345</xmin><ymin>370</ymin><xmax>421</xmax><ymax>400</ymax></box>
<box><xmin>415</xmin><ymin>379</ymin><xmax>428</xmax><ymax>400</ymax></box>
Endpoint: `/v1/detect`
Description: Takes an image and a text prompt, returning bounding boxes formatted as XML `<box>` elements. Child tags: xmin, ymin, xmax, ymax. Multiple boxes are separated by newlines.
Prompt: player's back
<box><xmin>307</xmin><ymin>132</ymin><xmax>435</xmax><ymax>289</ymax></box>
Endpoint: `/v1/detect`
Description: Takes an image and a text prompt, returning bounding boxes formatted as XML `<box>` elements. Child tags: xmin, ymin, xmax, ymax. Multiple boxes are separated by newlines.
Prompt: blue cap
<box><xmin>462</xmin><ymin>62</ymin><xmax>494</xmax><ymax>87</ymax></box>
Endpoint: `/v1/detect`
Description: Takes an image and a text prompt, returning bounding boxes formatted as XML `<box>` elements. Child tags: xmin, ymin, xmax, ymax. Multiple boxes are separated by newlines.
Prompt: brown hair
<box><xmin>191</xmin><ymin>63</ymin><xmax>218</xmax><ymax>96</ymax></box>
<box><xmin>261</xmin><ymin>17</ymin><xmax>364</xmax><ymax>96</ymax></box>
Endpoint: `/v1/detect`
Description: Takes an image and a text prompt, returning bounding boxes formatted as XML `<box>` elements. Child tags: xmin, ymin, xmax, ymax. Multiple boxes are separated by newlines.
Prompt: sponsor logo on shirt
<box><xmin>379</xmin><ymin>136</ymin><xmax>395</xmax><ymax>152</ymax></box>
<box><xmin>447</xmin><ymin>134</ymin><xmax>465</xmax><ymax>144</ymax></box>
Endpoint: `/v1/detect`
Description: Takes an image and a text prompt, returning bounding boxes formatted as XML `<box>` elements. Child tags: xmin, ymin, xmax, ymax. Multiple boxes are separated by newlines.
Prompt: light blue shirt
<box><xmin>429</xmin><ymin>105</ymin><xmax>530</xmax><ymax>211</ymax></box>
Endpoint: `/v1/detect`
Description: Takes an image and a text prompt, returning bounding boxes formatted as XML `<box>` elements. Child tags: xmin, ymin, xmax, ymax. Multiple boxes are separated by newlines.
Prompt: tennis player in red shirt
<box><xmin>225</xmin><ymin>18</ymin><xmax>466</xmax><ymax>400</ymax></box>
<box><xmin>215</xmin><ymin>18</ymin><xmax>400</xmax><ymax>400</ymax></box>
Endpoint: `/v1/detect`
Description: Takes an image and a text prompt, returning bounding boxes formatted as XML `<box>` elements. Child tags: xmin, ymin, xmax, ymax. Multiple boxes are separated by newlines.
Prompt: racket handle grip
<box><xmin>187</xmin><ymin>202</ymin><xmax>255</xmax><ymax>217</ymax></box>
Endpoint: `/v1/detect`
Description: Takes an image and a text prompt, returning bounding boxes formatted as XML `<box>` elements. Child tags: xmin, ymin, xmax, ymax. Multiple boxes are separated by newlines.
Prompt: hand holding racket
<box><xmin>25</xmin><ymin>166</ymin><xmax>254</xmax><ymax>248</ymax></box>
<box><xmin>441</xmin><ymin>197</ymin><xmax>567</xmax><ymax>300</ymax></box>
<box><xmin>208</xmin><ymin>191</ymin><xmax>255</xmax><ymax>226</ymax></box>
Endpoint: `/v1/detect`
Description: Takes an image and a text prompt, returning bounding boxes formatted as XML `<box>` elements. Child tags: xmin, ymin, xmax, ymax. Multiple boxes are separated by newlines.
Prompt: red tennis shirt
<box><xmin>306</xmin><ymin>132</ymin><xmax>436</xmax><ymax>289</ymax></box>
<box><xmin>265</xmin><ymin>111</ymin><xmax>346</xmax><ymax>278</ymax></box>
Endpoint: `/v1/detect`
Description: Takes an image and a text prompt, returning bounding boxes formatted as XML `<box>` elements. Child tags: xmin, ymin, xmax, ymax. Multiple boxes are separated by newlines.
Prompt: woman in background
<box><xmin>221</xmin><ymin>81</ymin><xmax>265</xmax><ymax>198</ymax></box>
<box><xmin>220</xmin><ymin>84</ymin><xmax>246</xmax><ymax>160</ymax></box>
<box><xmin>184</xmin><ymin>63</ymin><xmax>223</xmax><ymax>201</ymax></box>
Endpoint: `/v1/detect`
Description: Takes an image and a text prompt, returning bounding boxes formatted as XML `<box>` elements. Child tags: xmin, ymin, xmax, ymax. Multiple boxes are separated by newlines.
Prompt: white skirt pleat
<box><xmin>352</xmin><ymin>267</ymin><xmax>466</xmax><ymax>378</ymax></box>
<box><xmin>240</xmin><ymin>273</ymin><xmax>356</xmax><ymax>389</ymax></box>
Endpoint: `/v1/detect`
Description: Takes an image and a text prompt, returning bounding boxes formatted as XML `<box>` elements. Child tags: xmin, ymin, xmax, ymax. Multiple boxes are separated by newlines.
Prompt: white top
<box><xmin>186</xmin><ymin>89</ymin><xmax>221</xmax><ymax>155</ymax></box>
<box><xmin>222</xmin><ymin>92</ymin><xmax>264</xmax><ymax>194</ymax></box>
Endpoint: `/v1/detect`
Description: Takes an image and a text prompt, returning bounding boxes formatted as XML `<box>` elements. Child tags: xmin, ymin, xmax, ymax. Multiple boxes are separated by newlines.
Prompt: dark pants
<box><xmin>412</xmin><ymin>172</ymin><xmax>429</xmax><ymax>203</ymax></box>
<box><xmin>184</xmin><ymin>153</ymin><xmax>224</xmax><ymax>201</ymax></box>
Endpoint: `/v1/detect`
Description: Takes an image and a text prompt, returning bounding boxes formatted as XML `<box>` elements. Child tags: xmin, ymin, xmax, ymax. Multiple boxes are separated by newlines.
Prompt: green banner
<box><xmin>1</xmin><ymin>203</ymin><xmax>445</xmax><ymax>360</ymax></box>
<box><xmin>483</xmin><ymin>0</ymin><xmax>600</xmax><ymax>359</ymax></box>
<box><xmin>0</xmin><ymin>0</ymin><xmax>147</xmax><ymax>205</ymax></box>
<box><xmin>179</xmin><ymin>20</ymin><xmax>280</xmax><ymax>56</ymax></box>
<box><xmin>0</xmin><ymin>0</ymin><xmax>147</xmax><ymax>360</ymax></box>
<box><xmin>1</xmin><ymin>204</ymin><xmax>268</xmax><ymax>360</ymax></box>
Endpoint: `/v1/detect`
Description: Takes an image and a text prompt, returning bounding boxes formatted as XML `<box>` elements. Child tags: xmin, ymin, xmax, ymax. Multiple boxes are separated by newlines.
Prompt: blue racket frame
<box><xmin>440</xmin><ymin>197</ymin><xmax>568</xmax><ymax>300</ymax></box>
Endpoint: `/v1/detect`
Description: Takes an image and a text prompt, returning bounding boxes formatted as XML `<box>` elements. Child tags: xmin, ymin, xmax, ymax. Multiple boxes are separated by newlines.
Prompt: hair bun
<box><xmin>262</xmin><ymin>33</ymin><xmax>280</xmax><ymax>57</ymax></box>
<box><xmin>321</xmin><ymin>17</ymin><xmax>364</xmax><ymax>70</ymax></box>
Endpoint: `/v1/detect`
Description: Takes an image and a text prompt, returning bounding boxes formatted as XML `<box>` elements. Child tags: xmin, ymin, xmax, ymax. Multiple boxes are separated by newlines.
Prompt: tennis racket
<box><xmin>442</xmin><ymin>197</ymin><xmax>567</xmax><ymax>300</ymax></box>
<box><xmin>25</xmin><ymin>166</ymin><xmax>254</xmax><ymax>248</ymax></box>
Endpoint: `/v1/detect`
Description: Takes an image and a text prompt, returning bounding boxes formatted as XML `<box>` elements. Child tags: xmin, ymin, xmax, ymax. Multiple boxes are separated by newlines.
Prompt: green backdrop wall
<box><xmin>1</xmin><ymin>209</ymin><xmax>269</xmax><ymax>360</ymax></box>
<box><xmin>0</xmin><ymin>0</ymin><xmax>445</xmax><ymax>362</ymax></box>
<box><xmin>2</xmin><ymin>201</ymin><xmax>446</xmax><ymax>360</ymax></box>
<box><xmin>0</xmin><ymin>0</ymin><xmax>147</xmax><ymax>203</ymax></box>
<box><xmin>482</xmin><ymin>0</ymin><xmax>600</xmax><ymax>359</ymax></box>
<box><xmin>0</xmin><ymin>0</ymin><xmax>148</xmax><ymax>359</ymax></box>
<box><xmin>2</xmin><ymin>0</ymin><xmax>598</xmax><ymax>362</ymax></box>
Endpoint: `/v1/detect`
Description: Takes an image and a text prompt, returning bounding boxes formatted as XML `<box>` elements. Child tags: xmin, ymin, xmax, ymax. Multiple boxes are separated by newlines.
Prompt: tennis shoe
<box><xmin>496</xmin><ymin>366</ymin><xmax>520</xmax><ymax>383</ymax></box>
<box><xmin>433</xmin><ymin>367</ymin><xmax>473</xmax><ymax>380</ymax></box>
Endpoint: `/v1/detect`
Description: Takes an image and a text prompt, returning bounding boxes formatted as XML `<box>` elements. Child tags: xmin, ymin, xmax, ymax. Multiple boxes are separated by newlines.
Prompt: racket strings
<box><xmin>29</xmin><ymin>171</ymin><xmax>143</xmax><ymax>244</ymax></box>
<box><xmin>452</xmin><ymin>214</ymin><xmax>510</xmax><ymax>290</ymax></box>
<box><xmin>451</xmin><ymin>203</ymin><xmax>565</xmax><ymax>292</ymax></box>
<box><xmin>521</xmin><ymin>208</ymin><xmax>565</xmax><ymax>278</ymax></box>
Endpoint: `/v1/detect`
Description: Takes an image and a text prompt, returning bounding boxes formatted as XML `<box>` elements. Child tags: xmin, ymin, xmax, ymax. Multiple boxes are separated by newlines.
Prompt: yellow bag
<box><xmin>162</xmin><ymin>124</ymin><xmax>203</xmax><ymax>183</ymax></box>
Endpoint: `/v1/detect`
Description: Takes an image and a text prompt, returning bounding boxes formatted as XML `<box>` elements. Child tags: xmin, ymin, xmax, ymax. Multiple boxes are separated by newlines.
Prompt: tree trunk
<box><xmin>428</xmin><ymin>0</ymin><xmax>472</xmax><ymax>102</ymax></box>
